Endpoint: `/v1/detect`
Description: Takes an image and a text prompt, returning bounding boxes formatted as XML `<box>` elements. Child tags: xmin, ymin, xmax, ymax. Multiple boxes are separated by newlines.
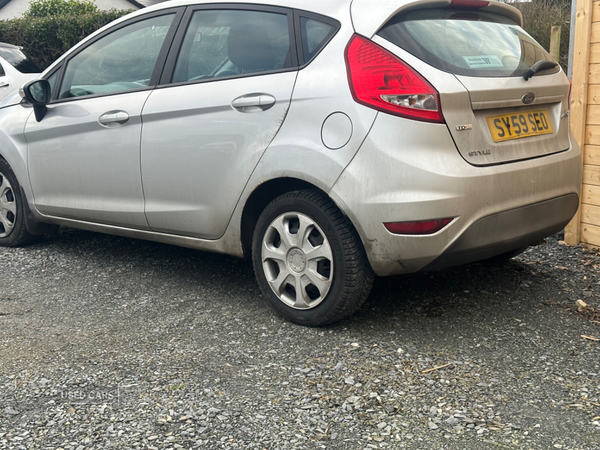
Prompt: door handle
<box><xmin>98</xmin><ymin>111</ymin><xmax>129</xmax><ymax>127</ymax></box>
<box><xmin>231</xmin><ymin>94</ymin><xmax>276</xmax><ymax>112</ymax></box>
<box><xmin>0</xmin><ymin>82</ymin><xmax>9</xmax><ymax>88</ymax></box>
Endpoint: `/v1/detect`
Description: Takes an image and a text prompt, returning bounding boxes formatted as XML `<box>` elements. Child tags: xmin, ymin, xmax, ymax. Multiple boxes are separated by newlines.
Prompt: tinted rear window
<box><xmin>300</xmin><ymin>17</ymin><xmax>336</xmax><ymax>63</ymax></box>
<box><xmin>378</xmin><ymin>9</ymin><xmax>559</xmax><ymax>78</ymax></box>
<box><xmin>0</xmin><ymin>46</ymin><xmax>40</xmax><ymax>73</ymax></box>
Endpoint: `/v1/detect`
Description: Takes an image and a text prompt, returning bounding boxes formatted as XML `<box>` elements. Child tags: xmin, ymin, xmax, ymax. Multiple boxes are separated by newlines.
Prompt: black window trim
<box><xmin>293</xmin><ymin>9</ymin><xmax>340</xmax><ymax>68</ymax></box>
<box><xmin>44</xmin><ymin>66</ymin><xmax>62</xmax><ymax>99</ymax></box>
<box><xmin>48</xmin><ymin>6</ymin><xmax>186</xmax><ymax>104</ymax></box>
<box><xmin>158</xmin><ymin>3</ymin><xmax>298</xmax><ymax>88</ymax></box>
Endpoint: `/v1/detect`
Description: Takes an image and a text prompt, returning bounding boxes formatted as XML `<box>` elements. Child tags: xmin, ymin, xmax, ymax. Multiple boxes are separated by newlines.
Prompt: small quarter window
<box><xmin>300</xmin><ymin>17</ymin><xmax>335</xmax><ymax>63</ymax></box>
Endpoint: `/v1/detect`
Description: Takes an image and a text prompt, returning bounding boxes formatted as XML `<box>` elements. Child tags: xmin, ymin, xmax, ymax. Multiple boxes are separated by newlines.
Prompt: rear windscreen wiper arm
<box><xmin>523</xmin><ymin>60</ymin><xmax>558</xmax><ymax>81</ymax></box>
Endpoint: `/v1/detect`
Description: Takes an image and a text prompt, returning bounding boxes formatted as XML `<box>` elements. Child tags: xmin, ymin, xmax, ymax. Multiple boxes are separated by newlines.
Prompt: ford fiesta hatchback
<box><xmin>0</xmin><ymin>0</ymin><xmax>581</xmax><ymax>325</ymax></box>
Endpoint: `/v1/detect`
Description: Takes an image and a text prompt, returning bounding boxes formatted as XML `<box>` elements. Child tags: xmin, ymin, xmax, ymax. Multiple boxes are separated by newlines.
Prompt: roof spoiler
<box><xmin>351</xmin><ymin>0</ymin><xmax>523</xmax><ymax>37</ymax></box>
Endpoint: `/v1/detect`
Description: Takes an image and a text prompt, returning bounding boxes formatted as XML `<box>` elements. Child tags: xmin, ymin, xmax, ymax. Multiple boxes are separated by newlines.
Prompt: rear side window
<box><xmin>378</xmin><ymin>9</ymin><xmax>559</xmax><ymax>78</ymax></box>
<box><xmin>172</xmin><ymin>9</ymin><xmax>291</xmax><ymax>83</ymax></box>
<box><xmin>299</xmin><ymin>17</ymin><xmax>336</xmax><ymax>63</ymax></box>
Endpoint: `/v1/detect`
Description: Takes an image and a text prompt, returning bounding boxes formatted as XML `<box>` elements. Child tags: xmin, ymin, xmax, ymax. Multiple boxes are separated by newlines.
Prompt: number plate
<box><xmin>486</xmin><ymin>110</ymin><xmax>553</xmax><ymax>143</ymax></box>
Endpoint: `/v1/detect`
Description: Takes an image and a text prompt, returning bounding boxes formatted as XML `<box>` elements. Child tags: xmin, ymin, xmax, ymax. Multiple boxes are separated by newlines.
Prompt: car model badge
<box><xmin>521</xmin><ymin>92</ymin><xmax>535</xmax><ymax>104</ymax></box>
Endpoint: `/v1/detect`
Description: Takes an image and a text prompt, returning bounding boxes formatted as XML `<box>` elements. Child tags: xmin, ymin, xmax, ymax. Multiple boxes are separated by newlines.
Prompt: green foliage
<box><xmin>24</xmin><ymin>0</ymin><xmax>99</xmax><ymax>18</ymax></box>
<box><xmin>0</xmin><ymin>8</ymin><xmax>133</xmax><ymax>71</ymax></box>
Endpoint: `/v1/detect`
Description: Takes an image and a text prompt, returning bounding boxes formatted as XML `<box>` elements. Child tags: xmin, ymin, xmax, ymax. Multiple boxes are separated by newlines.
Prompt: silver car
<box><xmin>0</xmin><ymin>0</ymin><xmax>581</xmax><ymax>325</ymax></box>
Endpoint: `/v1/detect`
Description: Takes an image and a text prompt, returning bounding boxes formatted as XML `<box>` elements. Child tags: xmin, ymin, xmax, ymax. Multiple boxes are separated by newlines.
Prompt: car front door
<box><xmin>140</xmin><ymin>7</ymin><xmax>298</xmax><ymax>239</ymax></box>
<box><xmin>26</xmin><ymin>11</ymin><xmax>181</xmax><ymax>228</ymax></box>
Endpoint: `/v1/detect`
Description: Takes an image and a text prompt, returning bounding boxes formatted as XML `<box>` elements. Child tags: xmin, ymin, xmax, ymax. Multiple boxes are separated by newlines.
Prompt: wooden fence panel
<box><xmin>582</xmin><ymin>184</ymin><xmax>600</xmax><ymax>207</ymax></box>
<box><xmin>584</xmin><ymin>144</ymin><xmax>600</xmax><ymax>164</ymax></box>
<box><xmin>581</xmin><ymin>203</ymin><xmax>600</xmax><ymax>224</ymax></box>
<box><xmin>566</xmin><ymin>0</ymin><xmax>595</xmax><ymax>245</ymax></box>
<box><xmin>588</xmin><ymin>84</ymin><xmax>600</xmax><ymax>103</ymax></box>
<box><xmin>581</xmin><ymin>222</ymin><xmax>600</xmax><ymax>244</ymax></box>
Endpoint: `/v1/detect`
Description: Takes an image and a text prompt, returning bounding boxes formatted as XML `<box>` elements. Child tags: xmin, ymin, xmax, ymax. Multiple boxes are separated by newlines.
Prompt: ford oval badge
<box><xmin>522</xmin><ymin>92</ymin><xmax>535</xmax><ymax>105</ymax></box>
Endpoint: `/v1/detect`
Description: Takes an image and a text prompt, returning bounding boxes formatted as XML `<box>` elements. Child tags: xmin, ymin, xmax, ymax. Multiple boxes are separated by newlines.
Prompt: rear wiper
<box><xmin>523</xmin><ymin>60</ymin><xmax>558</xmax><ymax>81</ymax></box>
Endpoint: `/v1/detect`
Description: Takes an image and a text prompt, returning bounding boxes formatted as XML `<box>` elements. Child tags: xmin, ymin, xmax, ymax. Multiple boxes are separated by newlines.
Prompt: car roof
<box><xmin>0</xmin><ymin>42</ymin><xmax>20</xmax><ymax>50</ymax></box>
<box><xmin>142</xmin><ymin>0</ymin><xmax>352</xmax><ymax>18</ymax></box>
<box><xmin>141</xmin><ymin>0</ymin><xmax>522</xmax><ymax>36</ymax></box>
<box><xmin>42</xmin><ymin>0</ymin><xmax>353</xmax><ymax>76</ymax></box>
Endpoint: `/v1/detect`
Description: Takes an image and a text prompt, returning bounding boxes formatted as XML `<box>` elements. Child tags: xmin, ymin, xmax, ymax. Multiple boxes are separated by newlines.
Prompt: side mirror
<box><xmin>19</xmin><ymin>79</ymin><xmax>50</xmax><ymax>122</ymax></box>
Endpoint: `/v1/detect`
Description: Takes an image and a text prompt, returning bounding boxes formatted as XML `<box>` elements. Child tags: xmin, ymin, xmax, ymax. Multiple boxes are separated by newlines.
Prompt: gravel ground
<box><xmin>0</xmin><ymin>228</ymin><xmax>599</xmax><ymax>450</ymax></box>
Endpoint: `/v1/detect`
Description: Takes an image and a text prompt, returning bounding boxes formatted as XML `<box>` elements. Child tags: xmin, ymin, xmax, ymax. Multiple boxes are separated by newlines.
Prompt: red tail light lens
<box><xmin>345</xmin><ymin>34</ymin><xmax>443</xmax><ymax>123</ymax></box>
<box><xmin>384</xmin><ymin>218</ymin><xmax>453</xmax><ymax>235</ymax></box>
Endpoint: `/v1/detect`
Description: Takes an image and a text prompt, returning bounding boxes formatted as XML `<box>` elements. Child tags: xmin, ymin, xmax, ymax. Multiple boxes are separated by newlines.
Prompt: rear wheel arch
<box><xmin>241</xmin><ymin>178</ymin><xmax>322</xmax><ymax>257</ymax></box>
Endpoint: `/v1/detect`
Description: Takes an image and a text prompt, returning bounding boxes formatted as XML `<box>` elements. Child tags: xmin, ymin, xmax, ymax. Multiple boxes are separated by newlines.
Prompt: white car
<box><xmin>0</xmin><ymin>43</ymin><xmax>40</xmax><ymax>102</ymax></box>
<box><xmin>0</xmin><ymin>0</ymin><xmax>582</xmax><ymax>325</ymax></box>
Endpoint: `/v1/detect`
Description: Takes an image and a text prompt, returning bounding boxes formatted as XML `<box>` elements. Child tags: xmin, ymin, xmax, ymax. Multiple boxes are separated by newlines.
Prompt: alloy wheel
<box><xmin>261</xmin><ymin>212</ymin><xmax>333</xmax><ymax>309</ymax></box>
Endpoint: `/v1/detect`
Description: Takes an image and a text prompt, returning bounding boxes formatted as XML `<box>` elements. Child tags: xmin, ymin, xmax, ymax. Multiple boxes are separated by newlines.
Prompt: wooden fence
<box><xmin>564</xmin><ymin>0</ymin><xmax>600</xmax><ymax>248</ymax></box>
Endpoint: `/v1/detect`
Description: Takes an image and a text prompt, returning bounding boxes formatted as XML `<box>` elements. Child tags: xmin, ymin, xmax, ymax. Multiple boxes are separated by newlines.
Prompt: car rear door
<box><xmin>140</xmin><ymin>6</ymin><xmax>297</xmax><ymax>239</ymax></box>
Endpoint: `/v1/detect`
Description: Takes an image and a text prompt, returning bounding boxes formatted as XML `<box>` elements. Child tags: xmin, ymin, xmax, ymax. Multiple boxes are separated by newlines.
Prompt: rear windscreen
<box><xmin>378</xmin><ymin>9</ymin><xmax>559</xmax><ymax>78</ymax></box>
<box><xmin>0</xmin><ymin>46</ymin><xmax>40</xmax><ymax>73</ymax></box>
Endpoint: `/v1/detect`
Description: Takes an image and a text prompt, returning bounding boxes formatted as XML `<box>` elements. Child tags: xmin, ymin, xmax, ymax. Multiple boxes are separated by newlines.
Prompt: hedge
<box><xmin>511</xmin><ymin>0</ymin><xmax>571</xmax><ymax>73</ymax></box>
<box><xmin>0</xmin><ymin>10</ymin><xmax>133</xmax><ymax>71</ymax></box>
<box><xmin>25</xmin><ymin>0</ymin><xmax>99</xmax><ymax>18</ymax></box>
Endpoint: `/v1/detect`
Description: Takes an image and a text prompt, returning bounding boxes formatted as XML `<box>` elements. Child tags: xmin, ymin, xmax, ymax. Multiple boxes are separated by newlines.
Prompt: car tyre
<box><xmin>0</xmin><ymin>158</ymin><xmax>37</xmax><ymax>247</ymax></box>
<box><xmin>252</xmin><ymin>190</ymin><xmax>374</xmax><ymax>326</ymax></box>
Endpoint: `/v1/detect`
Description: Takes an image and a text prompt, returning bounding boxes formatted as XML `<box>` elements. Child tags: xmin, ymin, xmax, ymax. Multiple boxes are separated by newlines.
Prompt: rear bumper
<box><xmin>329</xmin><ymin>113</ymin><xmax>582</xmax><ymax>276</ymax></box>
<box><xmin>423</xmin><ymin>194</ymin><xmax>578</xmax><ymax>271</ymax></box>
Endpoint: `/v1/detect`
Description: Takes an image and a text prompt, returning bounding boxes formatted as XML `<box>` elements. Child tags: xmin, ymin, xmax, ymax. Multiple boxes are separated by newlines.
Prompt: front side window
<box><xmin>172</xmin><ymin>9</ymin><xmax>291</xmax><ymax>84</ymax></box>
<box><xmin>378</xmin><ymin>9</ymin><xmax>559</xmax><ymax>78</ymax></box>
<box><xmin>59</xmin><ymin>14</ymin><xmax>175</xmax><ymax>99</ymax></box>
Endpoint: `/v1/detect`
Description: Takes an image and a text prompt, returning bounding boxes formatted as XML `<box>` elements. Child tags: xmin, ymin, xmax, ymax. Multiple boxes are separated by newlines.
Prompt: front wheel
<box><xmin>0</xmin><ymin>159</ymin><xmax>36</xmax><ymax>247</ymax></box>
<box><xmin>252</xmin><ymin>190</ymin><xmax>374</xmax><ymax>326</ymax></box>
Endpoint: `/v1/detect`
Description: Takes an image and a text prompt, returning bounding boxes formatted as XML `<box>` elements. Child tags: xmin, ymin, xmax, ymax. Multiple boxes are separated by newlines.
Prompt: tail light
<box><xmin>345</xmin><ymin>34</ymin><xmax>443</xmax><ymax>123</ymax></box>
<box><xmin>384</xmin><ymin>218</ymin><xmax>453</xmax><ymax>235</ymax></box>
